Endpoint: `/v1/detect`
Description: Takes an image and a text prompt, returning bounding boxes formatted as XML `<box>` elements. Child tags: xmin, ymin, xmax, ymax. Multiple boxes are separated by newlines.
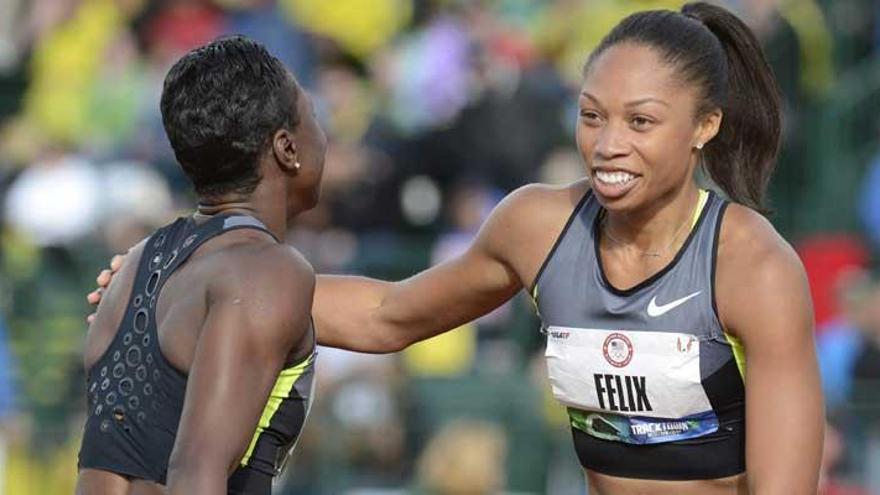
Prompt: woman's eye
<box><xmin>580</xmin><ymin>110</ymin><xmax>602</xmax><ymax>123</ymax></box>
<box><xmin>631</xmin><ymin>116</ymin><xmax>653</xmax><ymax>130</ymax></box>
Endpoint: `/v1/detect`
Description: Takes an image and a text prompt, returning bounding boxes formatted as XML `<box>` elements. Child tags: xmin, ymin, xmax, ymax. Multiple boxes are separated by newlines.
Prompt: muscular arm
<box><xmin>314</xmin><ymin>182</ymin><xmax>587</xmax><ymax>352</ymax></box>
<box><xmin>717</xmin><ymin>206</ymin><xmax>823</xmax><ymax>494</ymax></box>
<box><xmin>166</xmin><ymin>246</ymin><xmax>314</xmax><ymax>495</ymax></box>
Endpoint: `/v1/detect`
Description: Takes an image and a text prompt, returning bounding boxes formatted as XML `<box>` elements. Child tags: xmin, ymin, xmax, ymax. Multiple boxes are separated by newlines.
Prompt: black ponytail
<box><xmin>683</xmin><ymin>2</ymin><xmax>781</xmax><ymax>213</ymax></box>
<box><xmin>586</xmin><ymin>2</ymin><xmax>782</xmax><ymax>212</ymax></box>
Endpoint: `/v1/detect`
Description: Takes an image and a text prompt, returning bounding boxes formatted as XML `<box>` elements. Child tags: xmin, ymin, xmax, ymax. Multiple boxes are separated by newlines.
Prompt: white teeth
<box><xmin>595</xmin><ymin>170</ymin><xmax>636</xmax><ymax>185</ymax></box>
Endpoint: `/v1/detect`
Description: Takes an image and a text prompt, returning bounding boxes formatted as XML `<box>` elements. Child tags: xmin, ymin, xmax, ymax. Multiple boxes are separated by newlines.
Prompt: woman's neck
<box><xmin>602</xmin><ymin>185</ymin><xmax>701</xmax><ymax>257</ymax></box>
<box><xmin>195</xmin><ymin>201</ymin><xmax>257</xmax><ymax>219</ymax></box>
<box><xmin>194</xmin><ymin>192</ymin><xmax>287</xmax><ymax>241</ymax></box>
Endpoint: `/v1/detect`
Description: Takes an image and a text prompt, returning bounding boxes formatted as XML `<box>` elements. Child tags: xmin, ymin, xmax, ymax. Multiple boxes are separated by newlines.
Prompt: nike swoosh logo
<box><xmin>647</xmin><ymin>291</ymin><xmax>702</xmax><ymax>317</ymax></box>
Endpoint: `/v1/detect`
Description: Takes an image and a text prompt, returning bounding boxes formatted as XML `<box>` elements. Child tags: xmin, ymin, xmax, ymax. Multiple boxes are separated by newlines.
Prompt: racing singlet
<box><xmin>533</xmin><ymin>189</ymin><xmax>746</xmax><ymax>480</ymax></box>
<box><xmin>78</xmin><ymin>214</ymin><xmax>316</xmax><ymax>494</ymax></box>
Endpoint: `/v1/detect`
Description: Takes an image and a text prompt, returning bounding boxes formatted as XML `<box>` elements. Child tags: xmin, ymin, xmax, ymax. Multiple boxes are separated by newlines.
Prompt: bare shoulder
<box><xmin>494</xmin><ymin>179</ymin><xmax>591</xmax><ymax>224</ymax></box>
<box><xmin>209</xmin><ymin>237</ymin><xmax>315</xmax><ymax>298</ymax></box>
<box><xmin>716</xmin><ymin>203</ymin><xmax>810</xmax><ymax>336</ymax></box>
<box><xmin>197</xmin><ymin>233</ymin><xmax>316</xmax><ymax>349</ymax></box>
<box><xmin>476</xmin><ymin>179</ymin><xmax>591</xmax><ymax>287</ymax></box>
<box><xmin>717</xmin><ymin>203</ymin><xmax>804</xmax><ymax>277</ymax></box>
<box><xmin>480</xmin><ymin>179</ymin><xmax>590</xmax><ymax>247</ymax></box>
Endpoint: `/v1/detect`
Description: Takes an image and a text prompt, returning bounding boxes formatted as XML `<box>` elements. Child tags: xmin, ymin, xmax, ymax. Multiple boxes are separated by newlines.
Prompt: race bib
<box><xmin>545</xmin><ymin>326</ymin><xmax>718</xmax><ymax>444</ymax></box>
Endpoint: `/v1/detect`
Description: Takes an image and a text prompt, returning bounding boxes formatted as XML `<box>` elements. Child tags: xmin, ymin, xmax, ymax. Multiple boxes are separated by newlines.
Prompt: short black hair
<box><xmin>160</xmin><ymin>35</ymin><xmax>301</xmax><ymax>198</ymax></box>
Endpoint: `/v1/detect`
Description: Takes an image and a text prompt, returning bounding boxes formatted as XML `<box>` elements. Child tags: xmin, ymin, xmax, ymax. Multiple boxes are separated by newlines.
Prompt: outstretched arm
<box><xmin>717</xmin><ymin>206</ymin><xmax>823</xmax><ymax>494</ymax></box>
<box><xmin>314</xmin><ymin>183</ymin><xmax>586</xmax><ymax>352</ymax></box>
<box><xmin>314</xmin><ymin>247</ymin><xmax>520</xmax><ymax>353</ymax></box>
<box><xmin>166</xmin><ymin>245</ymin><xmax>314</xmax><ymax>495</ymax></box>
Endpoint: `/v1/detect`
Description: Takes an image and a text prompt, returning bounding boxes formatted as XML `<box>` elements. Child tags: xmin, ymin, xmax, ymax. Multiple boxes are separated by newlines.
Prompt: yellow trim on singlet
<box><xmin>696</xmin><ymin>189</ymin><xmax>746</xmax><ymax>380</ymax></box>
<box><xmin>531</xmin><ymin>285</ymin><xmax>540</xmax><ymax>312</ymax></box>
<box><xmin>724</xmin><ymin>332</ymin><xmax>746</xmax><ymax>380</ymax></box>
<box><xmin>240</xmin><ymin>354</ymin><xmax>314</xmax><ymax>466</ymax></box>
<box><xmin>692</xmin><ymin>189</ymin><xmax>709</xmax><ymax>229</ymax></box>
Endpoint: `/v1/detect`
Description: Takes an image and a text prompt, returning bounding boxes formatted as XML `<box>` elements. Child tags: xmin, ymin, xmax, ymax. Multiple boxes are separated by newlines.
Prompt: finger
<box><xmin>96</xmin><ymin>269</ymin><xmax>112</xmax><ymax>288</ymax></box>
<box><xmin>87</xmin><ymin>290</ymin><xmax>101</xmax><ymax>305</ymax></box>
<box><xmin>110</xmin><ymin>254</ymin><xmax>124</xmax><ymax>272</ymax></box>
<box><xmin>87</xmin><ymin>313</ymin><xmax>96</xmax><ymax>324</ymax></box>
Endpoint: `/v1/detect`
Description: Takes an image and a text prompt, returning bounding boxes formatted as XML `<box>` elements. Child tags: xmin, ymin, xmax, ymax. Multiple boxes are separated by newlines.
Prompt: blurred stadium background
<box><xmin>0</xmin><ymin>0</ymin><xmax>878</xmax><ymax>493</ymax></box>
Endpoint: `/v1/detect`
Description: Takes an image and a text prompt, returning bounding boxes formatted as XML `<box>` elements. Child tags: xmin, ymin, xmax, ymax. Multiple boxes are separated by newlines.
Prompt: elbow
<box><xmin>382</xmin><ymin>331</ymin><xmax>412</xmax><ymax>353</ymax></box>
<box><xmin>367</xmin><ymin>324</ymin><xmax>411</xmax><ymax>353</ymax></box>
<box><xmin>365</xmin><ymin>310</ymin><xmax>415</xmax><ymax>353</ymax></box>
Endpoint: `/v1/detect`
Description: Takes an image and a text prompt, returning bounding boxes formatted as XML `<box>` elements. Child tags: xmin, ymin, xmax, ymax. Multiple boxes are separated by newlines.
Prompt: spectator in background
<box><xmin>223</xmin><ymin>0</ymin><xmax>316</xmax><ymax>89</ymax></box>
<box><xmin>841</xmin><ymin>271</ymin><xmax>880</xmax><ymax>493</ymax></box>
<box><xmin>819</xmin><ymin>422</ymin><xmax>870</xmax><ymax>495</ymax></box>
<box><xmin>21</xmin><ymin>0</ymin><xmax>141</xmax><ymax>148</ymax></box>
<box><xmin>4</xmin><ymin>150</ymin><xmax>102</xmax><ymax>248</ymax></box>
<box><xmin>816</xmin><ymin>269</ymin><xmax>873</xmax><ymax>412</ymax></box>
<box><xmin>415</xmin><ymin>420</ymin><xmax>507</xmax><ymax>495</ymax></box>
<box><xmin>280</xmin><ymin>0</ymin><xmax>411</xmax><ymax>60</ymax></box>
<box><xmin>851</xmin><ymin>281</ymin><xmax>880</xmax><ymax>407</ymax></box>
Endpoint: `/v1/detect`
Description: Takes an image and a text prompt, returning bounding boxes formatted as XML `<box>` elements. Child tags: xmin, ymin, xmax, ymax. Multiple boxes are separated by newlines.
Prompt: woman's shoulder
<box><xmin>497</xmin><ymin>179</ymin><xmax>592</xmax><ymax>220</ymax></box>
<box><xmin>715</xmin><ymin>202</ymin><xmax>809</xmax><ymax>319</ymax></box>
<box><xmin>474</xmin><ymin>179</ymin><xmax>592</xmax><ymax>287</ymax></box>
<box><xmin>487</xmin><ymin>179</ymin><xmax>592</xmax><ymax>245</ymax></box>
<box><xmin>717</xmin><ymin>202</ymin><xmax>797</xmax><ymax>265</ymax></box>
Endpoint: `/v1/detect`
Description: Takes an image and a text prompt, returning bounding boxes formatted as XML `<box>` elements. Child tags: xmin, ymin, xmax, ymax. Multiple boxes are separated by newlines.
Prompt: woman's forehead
<box><xmin>582</xmin><ymin>43</ymin><xmax>691</xmax><ymax>104</ymax></box>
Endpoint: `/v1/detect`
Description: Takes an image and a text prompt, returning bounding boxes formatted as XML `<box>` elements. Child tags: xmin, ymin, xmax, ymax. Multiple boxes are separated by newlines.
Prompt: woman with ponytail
<box><xmin>90</xmin><ymin>2</ymin><xmax>822</xmax><ymax>492</ymax></box>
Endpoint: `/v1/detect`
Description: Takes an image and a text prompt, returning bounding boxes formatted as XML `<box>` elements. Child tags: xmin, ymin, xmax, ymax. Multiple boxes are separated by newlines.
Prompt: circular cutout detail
<box><xmin>119</xmin><ymin>378</ymin><xmax>134</xmax><ymax>396</ymax></box>
<box><xmin>133</xmin><ymin>309</ymin><xmax>148</xmax><ymax>333</ymax></box>
<box><xmin>112</xmin><ymin>363</ymin><xmax>125</xmax><ymax>378</ymax></box>
<box><xmin>126</xmin><ymin>346</ymin><xmax>142</xmax><ymax>367</ymax></box>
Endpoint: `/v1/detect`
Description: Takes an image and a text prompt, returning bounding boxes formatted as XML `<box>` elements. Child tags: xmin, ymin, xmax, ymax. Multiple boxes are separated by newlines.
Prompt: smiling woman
<box><xmin>313</xmin><ymin>3</ymin><xmax>822</xmax><ymax>493</ymax></box>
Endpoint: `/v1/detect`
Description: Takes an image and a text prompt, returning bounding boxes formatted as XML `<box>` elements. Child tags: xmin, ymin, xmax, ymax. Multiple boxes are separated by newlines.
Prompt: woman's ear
<box><xmin>272</xmin><ymin>128</ymin><xmax>299</xmax><ymax>174</ymax></box>
<box><xmin>694</xmin><ymin>109</ymin><xmax>722</xmax><ymax>149</ymax></box>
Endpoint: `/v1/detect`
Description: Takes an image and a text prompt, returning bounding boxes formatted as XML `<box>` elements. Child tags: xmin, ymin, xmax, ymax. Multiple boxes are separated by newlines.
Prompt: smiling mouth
<box><xmin>594</xmin><ymin>169</ymin><xmax>638</xmax><ymax>186</ymax></box>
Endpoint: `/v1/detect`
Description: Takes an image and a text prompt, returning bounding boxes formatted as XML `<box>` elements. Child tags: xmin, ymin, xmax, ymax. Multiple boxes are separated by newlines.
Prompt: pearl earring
<box><xmin>696</xmin><ymin>143</ymin><xmax>704</xmax><ymax>150</ymax></box>
<box><xmin>294</xmin><ymin>161</ymin><xmax>301</xmax><ymax>170</ymax></box>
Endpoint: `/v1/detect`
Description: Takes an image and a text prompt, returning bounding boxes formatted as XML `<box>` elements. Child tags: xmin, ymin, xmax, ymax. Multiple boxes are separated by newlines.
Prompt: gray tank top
<box><xmin>534</xmin><ymin>189</ymin><xmax>745</xmax><ymax>447</ymax></box>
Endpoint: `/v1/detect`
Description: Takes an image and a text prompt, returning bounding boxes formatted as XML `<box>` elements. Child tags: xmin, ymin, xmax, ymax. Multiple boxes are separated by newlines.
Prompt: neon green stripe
<box><xmin>692</xmin><ymin>189</ymin><xmax>709</xmax><ymax>228</ymax></box>
<box><xmin>240</xmin><ymin>355</ymin><xmax>313</xmax><ymax>466</ymax></box>
<box><xmin>568</xmin><ymin>407</ymin><xmax>589</xmax><ymax>433</ymax></box>
<box><xmin>724</xmin><ymin>332</ymin><xmax>746</xmax><ymax>380</ymax></box>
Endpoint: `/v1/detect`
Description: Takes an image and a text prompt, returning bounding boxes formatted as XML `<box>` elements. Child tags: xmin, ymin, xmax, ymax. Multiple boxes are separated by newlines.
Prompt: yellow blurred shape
<box><xmin>402</xmin><ymin>323</ymin><xmax>475</xmax><ymax>376</ymax></box>
<box><xmin>281</xmin><ymin>0</ymin><xmax>412</xmax><ymax>58</ymax></box>
<box><xmin>5</xmin><ymin>440</ymin><xmax>78</xmax><ymax>495</ymax></box>
<box><xmin>23</xmin><ymin>0</ymin><xmax>126</xmax><ymax>145</ymax></box>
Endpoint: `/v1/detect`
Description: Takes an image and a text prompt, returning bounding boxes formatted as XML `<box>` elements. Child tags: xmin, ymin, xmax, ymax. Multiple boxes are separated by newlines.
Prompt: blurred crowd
<box><xmin>0</xmin><ymin>0</ymin><xmax>878</xmax><ymax>493</ymax></box>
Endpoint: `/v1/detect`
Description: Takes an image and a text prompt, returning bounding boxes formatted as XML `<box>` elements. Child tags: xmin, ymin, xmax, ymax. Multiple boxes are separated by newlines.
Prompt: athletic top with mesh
<box><xmin>533</xmin><ymin>189</ymin><xmax>746</xmax><ymax>480</ymax></box>
<box><xmin>78</xmin><ymin>214</ymin><xmax>316</xmax><ymax>494</ymax></box>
